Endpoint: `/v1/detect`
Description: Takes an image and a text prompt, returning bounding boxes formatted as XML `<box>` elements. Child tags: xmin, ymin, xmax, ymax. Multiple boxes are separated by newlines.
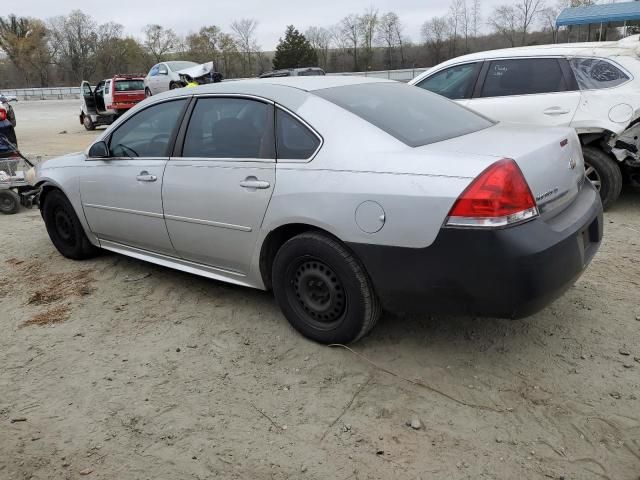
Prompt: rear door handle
<box><xmin>240</xmin><ymin>177</ymin><xmax>270</xmax><ymax>189</ymax></box>
<box><xmin>543</xmin><ymin>107</ymin><xmax>571</xmax><ymax>116</ymax></box>
<box><xmin>136</xmin><ymin>171</ymin><xmax>157</xmax><ymax>182</ymax></box>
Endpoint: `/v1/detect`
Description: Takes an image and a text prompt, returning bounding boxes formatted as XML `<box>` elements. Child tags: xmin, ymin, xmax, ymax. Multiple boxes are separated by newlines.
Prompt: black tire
<box><xmin>0</xmin><ymin>189</ymin><xmax>20</xmax><ymax>214</ymax></box>
<box><xmin>42</xmin><ymin>190</ymin><xmax>100</xmax><ymax>260</ymax></box>
<box><xmin>582</xmin><ymin>146</ymin><xmax>622</xmax><ymax>209</ymax></box>
<box><xmin>272</xmin><ymin>232</ymin><xmax>380</xmax><ymax>344</ymax></box>
<box><xmin>145</xmin><ymin>87</ymin><xmax>152</xmax><ymax>98</ymax></box>
<box><xmin>169</xmin><ymin>82</ymin><xmax>181</xmax><ymax>90</ymax></box>
<box><xmin>82</xmin><ymin>114</ymin><xmax>95</xmax><ymax>131</ymax></box>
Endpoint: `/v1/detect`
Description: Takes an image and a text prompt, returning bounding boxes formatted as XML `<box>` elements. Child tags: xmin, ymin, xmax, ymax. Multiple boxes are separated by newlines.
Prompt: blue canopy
<box><xmin>557</xmin><ymin>1</ymin><xmax>640</xmax><ymax>27</ymax></box>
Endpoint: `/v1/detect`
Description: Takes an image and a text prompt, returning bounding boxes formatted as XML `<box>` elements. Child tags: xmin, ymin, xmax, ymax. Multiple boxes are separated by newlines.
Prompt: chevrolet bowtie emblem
<box><xmin>569</xmin><ymin>157</ymin><xmax>577</xmax><ymax>169</ymax></box>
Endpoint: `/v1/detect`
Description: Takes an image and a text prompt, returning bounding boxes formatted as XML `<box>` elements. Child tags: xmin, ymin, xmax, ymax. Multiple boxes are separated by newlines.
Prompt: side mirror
<box><xmin>88</xmin><ymin>141</ymin><xmax>110</xmax><ymax>158</ymax></box>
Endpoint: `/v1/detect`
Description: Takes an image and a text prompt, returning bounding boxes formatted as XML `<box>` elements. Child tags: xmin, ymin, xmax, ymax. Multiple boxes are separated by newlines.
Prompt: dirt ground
<box><xmin>1</xmin><ymin>100</ymin><xmax>640</xmax><ymax>480</ymax></box>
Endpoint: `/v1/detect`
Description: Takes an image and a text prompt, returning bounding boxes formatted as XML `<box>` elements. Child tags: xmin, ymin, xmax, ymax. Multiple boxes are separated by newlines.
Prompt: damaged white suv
<box><xmin>410</xmin><ymin>35</ymin><xmax>640</xmax><ymax>208</ymax></box>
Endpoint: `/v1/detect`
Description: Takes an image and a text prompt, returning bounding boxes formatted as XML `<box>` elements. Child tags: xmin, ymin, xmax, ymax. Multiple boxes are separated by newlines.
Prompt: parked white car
<box><xmin>143</xmin><ymin>61</ymin><xmax>221</xmax><ymax>97</ymax></box>
<box><xmin>410</xmin><ymin>35</ymin><xmax>640</xmax><ymax>208</ymax></box>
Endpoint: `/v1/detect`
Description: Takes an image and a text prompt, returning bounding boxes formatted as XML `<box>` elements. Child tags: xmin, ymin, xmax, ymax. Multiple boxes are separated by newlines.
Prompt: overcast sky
<box><xmin>8</xmin><ymin>0</ymin><xmax>507</xmax><ymax>50</ymax></box>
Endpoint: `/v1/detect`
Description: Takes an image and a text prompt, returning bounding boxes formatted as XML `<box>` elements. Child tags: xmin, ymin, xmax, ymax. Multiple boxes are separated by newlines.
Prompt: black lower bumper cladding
<box><xmin>349</xmin><ymin>183</ymin><xmax>603</xmax><ymax>319</ymax></box>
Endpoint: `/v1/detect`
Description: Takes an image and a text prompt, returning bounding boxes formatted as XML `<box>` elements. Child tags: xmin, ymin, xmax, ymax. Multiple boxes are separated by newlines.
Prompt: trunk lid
<box><xmin>422</xmin><ymin>122</ymin><xmax>585</xmax><ymax>219</ymax></box>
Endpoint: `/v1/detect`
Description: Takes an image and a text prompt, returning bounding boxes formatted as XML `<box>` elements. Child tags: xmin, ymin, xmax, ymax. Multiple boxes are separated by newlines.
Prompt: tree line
<box><xmin>0</xmin><ymin>0</ymin><xmax>613</xmax><ymax>89</ymax></box>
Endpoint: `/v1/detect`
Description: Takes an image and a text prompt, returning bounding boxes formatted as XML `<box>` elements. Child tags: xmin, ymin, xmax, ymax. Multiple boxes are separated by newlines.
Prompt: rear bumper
<box><xmin>348</xmin><ymin>183</ymin><xmax>603</xmax><ymax>319</ymax></box>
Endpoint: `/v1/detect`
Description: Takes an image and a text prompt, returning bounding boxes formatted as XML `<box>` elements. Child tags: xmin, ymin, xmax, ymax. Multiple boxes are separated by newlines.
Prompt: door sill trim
<box><xmin>99</xmin><ymin>239</ymin><xmax>257</xmax><ymax>288</ymax></box>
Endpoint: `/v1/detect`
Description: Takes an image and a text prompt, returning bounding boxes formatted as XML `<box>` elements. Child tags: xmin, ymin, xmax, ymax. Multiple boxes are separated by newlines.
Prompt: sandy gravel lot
<box><xmin>1</xmin><ymin>100</ymin><xmax>640</xmax><ymax>480</ymax></box>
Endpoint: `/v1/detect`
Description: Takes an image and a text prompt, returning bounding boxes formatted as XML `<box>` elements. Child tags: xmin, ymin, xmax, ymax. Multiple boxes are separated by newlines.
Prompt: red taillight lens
<box><xmin>0</xmin><ymin>109</ymin><xmax>6</xmax><ymax>121</ymax></box>
<box><xmin>446</xmin><ymin>158</ymin><xmax>538</xmax><ymax>228</ymax></box>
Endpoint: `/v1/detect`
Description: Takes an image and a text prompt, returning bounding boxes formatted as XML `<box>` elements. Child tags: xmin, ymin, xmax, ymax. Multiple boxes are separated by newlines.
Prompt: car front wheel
<box><xmin>272</xmin><ymin>232</ymin><xmax>380</xmax><ymax>344</ymax></box>
<box><xmin>582</xmin><ymin>146</ymin><xmax>622</xmax><ymax>209</ymax></box>
<box><xmin>42</xmin><ymin>190</ymin><xmax>100</xmax><ymax>260</ymax></box>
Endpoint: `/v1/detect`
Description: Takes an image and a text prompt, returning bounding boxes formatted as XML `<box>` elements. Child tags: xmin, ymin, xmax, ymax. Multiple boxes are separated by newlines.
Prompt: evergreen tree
<box><xmin>272</xmin><ymin>25</ymin><xmax>318</xmax><ymax>70</ymax></box>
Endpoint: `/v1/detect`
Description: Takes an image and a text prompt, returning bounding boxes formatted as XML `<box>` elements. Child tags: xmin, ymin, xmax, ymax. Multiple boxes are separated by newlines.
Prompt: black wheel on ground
<box><xmin>582</xmin><ymin>146</ymin><xmax>623</xmax><ymax>209</ymax></box>
<box><xmin>169</xmin><ymin>82</ymin><xmax>181</xmax><ymax>90</ymax></box>
<box><xmin>82</xmin><ymin>114</ymin><xmax>95</xmax><ymax>131</ymax></box>
<box><xmin>42</xmin><ymin>190</ymin><xmax>100</xmax><ymax>260</ymax></box>
<box><xmin>145</xmin><ymin>87</ymin><xmax>152</xmax><ymax>97</ymax></box>
<box><xmin>272</xmin><ymin>232</ymin><xmax>380</xmax><ymax>344</ymax></box>
<box><xmin>0</xmin><ymin>189</ymin><xmax>20</xmax><ymax>214</ymax></box>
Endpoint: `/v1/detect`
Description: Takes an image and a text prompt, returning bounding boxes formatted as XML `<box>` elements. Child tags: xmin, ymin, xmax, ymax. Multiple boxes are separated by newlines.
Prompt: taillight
<box><xmin>446</xmin><ymin>158</ymin><xmax>538</xmax><ymax>228</ymax></box>
<box><xmin>0</xmin><ymin>109</ymin><xmax>6</xmax><ymax>121</ymax></box>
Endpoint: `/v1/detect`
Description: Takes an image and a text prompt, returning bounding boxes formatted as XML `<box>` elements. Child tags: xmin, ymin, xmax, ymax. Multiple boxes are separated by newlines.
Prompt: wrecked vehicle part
<box><xmin>177</xmin><ymin>61</ymin><xmax>223</xmax><ymax>87</ymax></box>
<box><xmin>610</xmin><ymin>119</ymin><xmax>640</xmax><ymax>164</ymax></box>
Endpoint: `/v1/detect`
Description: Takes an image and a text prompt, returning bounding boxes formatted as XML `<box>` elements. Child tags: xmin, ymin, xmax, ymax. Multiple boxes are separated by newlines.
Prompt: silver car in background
<box><xmin>29</xmin><ymin>77</ymin><xmax>603</xmax><ymax>344</ymax></box>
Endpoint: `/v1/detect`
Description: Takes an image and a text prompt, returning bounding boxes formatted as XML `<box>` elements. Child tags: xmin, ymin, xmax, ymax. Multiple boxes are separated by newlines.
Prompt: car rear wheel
<box><xmin>582</xmin><ymin>146</ymin><xmax>622</xmax><ymax>209</ymax></box>
<box><xmin>272</xmin><ymin>232</ymin><xmax>380</xmax><ymax>344</ymax></box>
<box><xmin>145</xmin><ymin>88</ymin><xmax>152</xmax><ymax>97</ymax></box>
<box><xmin>0</xmin><ymin>190</ymin><xmax>20</xmax><ymax>214</ymax></box>
<box><xmin>42</xmin><ymin>190</ymin><xmax>100</xmax><ymax>260</ymax></box>
<box><xmin>82</xmin><ymin>114</ymin><xmax>95</xmax><ymax>131</ymax></box>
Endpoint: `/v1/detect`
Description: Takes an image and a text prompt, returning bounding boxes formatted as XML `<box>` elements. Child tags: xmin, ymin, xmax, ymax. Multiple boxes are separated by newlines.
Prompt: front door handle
<box><xmin>543</xmin><ymin>107</ymin><xmax>571</xmax><ymax>116</ymax></box>
<box><xmin>240</xmin><ymin>177</ymin><xmax>270</xmax><ymax>189</ymax></box>
<box><xmin>136</xmin><ymin>171</ymin><xmax>157</xmax><ymax>182</ymax></box>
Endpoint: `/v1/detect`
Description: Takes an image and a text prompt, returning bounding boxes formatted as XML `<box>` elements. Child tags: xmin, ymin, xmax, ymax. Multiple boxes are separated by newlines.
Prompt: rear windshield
<box><xmin>314</xmin><ymin>82</ymin><xmax>494</xmax><ymax>147</ymax></box>
<box><xmin>115</xmin><ymin>80</ymin><xmax>144</xmax><ymax>92</ymax></box>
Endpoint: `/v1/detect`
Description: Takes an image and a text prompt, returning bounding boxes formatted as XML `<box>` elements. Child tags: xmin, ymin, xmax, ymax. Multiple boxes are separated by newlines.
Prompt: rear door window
<box><xmin>181</xmin><ymin>97</ymin><xmax>275</xmax><ymax>159</ymax></box>
<box><xmin>480</xmin><ymin>58</ymin><xmax>568</xmax><ymax>97</ymax></box>
<box><xmin>568</xmin><ymin>57</ymin><xmax>630</xmax><ymax>90</ymax></box>
<box><xmin>415</xmin><ymin>63</ymin><xmax>481</xmax><ymax>100</ymax></box>
<box><xmin>276</xmin><ymin>109</ymin><xmax>320</xmax><ymax>159</ymax></box>
<box><xmin>109</xmin><ymin>99</ymin><xmax>187</xmax><ymax>158</ymax></box>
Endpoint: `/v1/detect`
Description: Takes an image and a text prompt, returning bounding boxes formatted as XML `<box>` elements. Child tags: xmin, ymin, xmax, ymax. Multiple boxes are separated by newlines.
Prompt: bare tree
<box><xmin>305</xmin><ymin>26</ymin><xmax>332</xmax><ymax>69</ymax></box>
<box><xmin>422</xmin><ymin>16</ymin><xmax>451</xmax><ymax>64</ymax></box>
<box><xmin>376</xmin><ymin>12</ymin><xmax>402</xmax><ymax>69</ymax></box>
<box><xmin>471</xmin><ymin>0</ymin><xmax>482</xmax><ymax>38</ymax></box>
<box><xmin>142</xmin><ymin>24</ymin><xmax>178</xmax><ymax>62</ymax></box>
<box><xmin>218</xmin><ymin>32</ymin><xmax>240</xmax><ymax>78</ymax></box>
<box><xmin>447</xmin><ymin>0</ymin><xmax>465</xmax><ymax>57</ymax></box>
<box><xmin>231</xmin><ymin>18</ymin><xmax>259</xmax><ymax>76</ymax></box>
<box><xmin>460</xmin><ymin>0</ymin><xmax>471</xmax><ymax>53</ymax></box>
<box><xmin>516</xmin><ymin>0</ymin><xmax>545</xmax><ymax>45</ymax></box>
<box><xmin>540</xmin><ymin>2</ymin><xmax>563</xmax><ymax>43</ymax></box>
<box><xmin>489</xmin><ymin>0</ymin><xmax>545</xmax><ymax>46</ymax></box>
<box><xmin>49</xmin><ymin>10</ymin><xmax>100</xmax><ymax>82</ymax></box>
<box><xmin>339</xmin><ymin>14</ymin><xmax>361</xmax><ymax>71</ymax></box>
<box><xmin>359</xmin><ymin>7</ymin><xmax>378</xmax><ymax>70</ymax></box>
<box><xmin>489</xmin><ymin>5</ymin><xmax>520</xmax><ymax>47</ymax></box>
<box><xmin>392</xmin><ymin>18</ymin><xmax>407</xmax><ymax>68</ymax></box>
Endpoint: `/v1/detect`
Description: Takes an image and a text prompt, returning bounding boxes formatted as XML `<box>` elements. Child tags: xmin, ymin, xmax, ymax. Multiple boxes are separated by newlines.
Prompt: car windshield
<box><xmin>166</xmin><ymin>61</ymin><xmax>198</xmax><ymax>72</ymax></box>
<box><xmin>314</xmin><ymin>82</ymin><xmax>494</xmax><ymax>147</ymax></box>
<box><xmin>115</xmin><ymin>80</ymin><xmax>144</xmax><ymax>91</ymax></box>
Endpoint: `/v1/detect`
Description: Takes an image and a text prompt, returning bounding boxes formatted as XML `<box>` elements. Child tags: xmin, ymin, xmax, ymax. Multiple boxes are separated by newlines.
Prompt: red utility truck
<box><xmin>80</xmin><ymin>74</ymin><xmax>146</xmax><ymax>130</ymax></box>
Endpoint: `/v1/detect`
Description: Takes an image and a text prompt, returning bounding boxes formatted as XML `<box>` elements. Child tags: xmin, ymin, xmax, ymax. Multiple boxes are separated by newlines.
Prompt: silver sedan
<box><xmin>29</xmin><ymin>77</ymin><xmax>603</xmax><ymax>343</ymax></box>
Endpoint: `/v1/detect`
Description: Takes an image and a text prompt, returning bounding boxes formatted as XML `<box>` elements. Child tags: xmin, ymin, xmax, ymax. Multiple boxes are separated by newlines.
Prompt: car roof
<box><xmin>144</xmin><ymin>76</ymin><xmax>396</xmax><ymax>115</ymax></box>
<box><xmin>241</xmin><ymin>76</ymin><xmax>393</xmax><ymax>90</ymax></box>
<box><xmin>431</xmin><ymin>34</ymin><xmax>640</xmax><ymax>68</ymax></box>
